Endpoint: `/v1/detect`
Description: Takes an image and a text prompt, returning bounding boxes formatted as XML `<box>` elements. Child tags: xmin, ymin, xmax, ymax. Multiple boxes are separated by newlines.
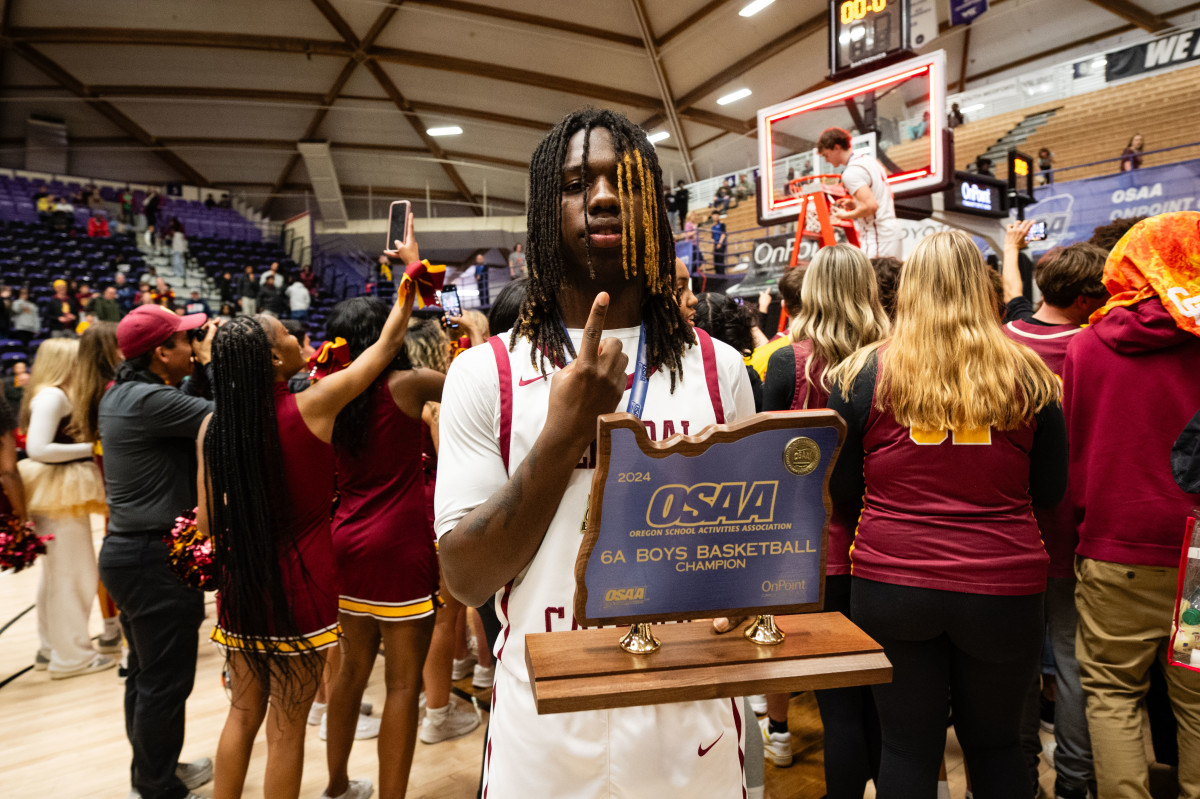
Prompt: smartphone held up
<box><xmin>387</xmin><ymin>200</ymin><xmax>412</xmax><ymax>251</ymax></box>
<box><xmin>438</xmin><ymin>286</ymin><xmax>461</xmax><ymax>328</ymax></box>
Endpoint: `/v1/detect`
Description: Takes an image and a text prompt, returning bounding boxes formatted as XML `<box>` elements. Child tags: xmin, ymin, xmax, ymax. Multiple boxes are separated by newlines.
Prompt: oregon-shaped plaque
<box><xmin>573</xmin><ymin>410</ymin><xmax>846</xmax><ymax>627</ymax></box>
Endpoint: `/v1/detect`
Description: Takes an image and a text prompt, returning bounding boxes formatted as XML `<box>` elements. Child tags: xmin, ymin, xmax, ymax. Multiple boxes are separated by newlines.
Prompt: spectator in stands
<box><xmin>259</xmin><ymin>274</ymin><xmax>287</xmax><ymax>318</ymax></box>
<box><xmin>712</xmin><ymin>181</ymin><xmax>733</xmax><ymax>213</ymax></box>
<box><xmin>168</xmin><ymin>218</ymin><xmax>187</xmax><ymax>277</ymax></box>
<box><xmin>236</xmin><ymin>265</ymin><xmax>259</xmax><ymax>316</ymax></box>
<box><xmin>974</xmin><ymin>156</ymin><xmax>994</xmax><ymax>177</ymax></box>
<box><xmin>113</xmin><ymin>272</ymin><xmax>137</xmax><ymax>314</ymax></box>
<box><xmin>870</xmin><ymin>256</ymin><xmax>902</xmax><ymax>320</ymax></box>
<box><xmin>204</xmin><ymin>193</ymin><xmax>216</xmax><ymax>210</ymax></box>
<box><xmin>259</xmin><ymin>261</ymin><xmax>283</xmax><ymax>287</ymax></box>
<box><xmin>4</xmin><ymin>361</ymin><xmax>27</xmax><ymax>407</ymax></box>
<box><xmin>143</xmin><ymin>189</ymin><xmax>161</xmax><ymax>250</ymax></box>
<box><xmin>285</xmin><ymin>276</ymin><xmax>310</xmax><ymax>322</ymax></box>
<box><xmin>87</xmin><ymin>187</ymin><xmax>104</xmax><ymax>211</ymax></box>
<box><xmin>44</xmin><ymin>280</ymin><xmax>80</xmax><ymax>339</ymax></box>
<box><xmin>297</xmin><ymin>264</ymin><xmax>319</xmax><ymax>297</ymax></box>
<box><xmin>76</xmin><ymin>283</ymin><xmax>93</xmax><ymax>308</ymax></box>
<box><xmin>1120</xmin><ymin>133</ymin><xmax>1144</xmax><ymax>172</ymax></box>
<box><xmin>665</xmin><ymin>186</ymin><xmax>679</xmax><ymax>232</ymax></box>
<box><xmin>472</xmin><ymin>254</ymin><xmax>489</xmax><ymax>306</ymax></box>
<box><xmin>12</xmin><ymin>288</ymin><xmax>40</xmax><ymax>346</ymax></box>
<box><xmin>1038</xmin><ymin>148</ymin><xmax>1056</xmax><ymax>185</ymax></box>
<box><xmin>910</xmin><ymin>111</ymin><xmax>930</xmax><ymax>140</ymax></box>
<box><xmin>1063</xmin><ymin>212</ymin><xmax>1200</xmax><ymax>797</ymax></box>
<box><xmin>152</xmin><ymin>277</ymin><xmax>176</xmax><ymax>310</ymax></box>
<box><xmin>89</xmin><ymin>287</ymin><xmax>123</xmax><ymax>323</ymax></box>
<box><xmin>183</xmin><ymin>289</ymin><xmax>210</xmax><ymax>317</ymax></box>
<box><xmin>212</xmin><ymin>270</ymin><xmax>236</xmax><ymax>307</ymax></box>
<box><xmin>217</xmin><ymin>303</ymin><xmax>236</xmax><ymax>323</ymax></box>
<box><xmin>736</xmin><ymin>173</ymin><xmax>754</xmax><ymax>201</ymax></box>
<box><xmin>119</xmin><ymin>187</ymin><xmax>133</xmax><ymax>224</ymax></box>
<box><xmin>88</xmin><ymin>211</ymin><xmax>111</xmax><ymax>239</ymax></box>
<box><xmin>507</xmin><ymin>244</ymin><xmax>526</xmax><ymax>279</ymax></box>
<box><xmin>710</xmin><ymin>213</ymin><xmax>728</xmax><ymax>275</ymax></box>
<box><xmin>98</xmin><ymin>306</ymin><xmax>216</xmax><ymax>799</ymax></box>
<box><xmin>948</xmin><ymin>102</ymin><xmax>965</xmax><ymax>128</ymax></box>
<box><xmin>673</xmin><ymin>180</ymin><xmax>690</xmax><ymax>229</ymax></box>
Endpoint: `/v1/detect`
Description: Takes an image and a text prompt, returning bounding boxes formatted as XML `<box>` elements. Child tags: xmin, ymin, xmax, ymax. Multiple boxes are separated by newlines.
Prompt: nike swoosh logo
<box><xmin>697</xmin><ymin>731</ymin><xmax>724</xmax><ymax>757</ymax></box>
<box><xmin>518</xmin><ymin>375</ymin><xmax>546</xmax><ymax>386</ymax></box>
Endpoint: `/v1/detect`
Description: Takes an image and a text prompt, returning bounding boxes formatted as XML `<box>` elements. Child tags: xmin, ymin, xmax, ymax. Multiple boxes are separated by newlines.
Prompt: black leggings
<box><xmin>815</xmin><ymin>575</ymin><xmax>881</xmax><ymax>798</ymax></box>
<box><xmin>852</xmin><ymin>577</ymin><xmax>1044</xmax><ymax>799</ymax></box>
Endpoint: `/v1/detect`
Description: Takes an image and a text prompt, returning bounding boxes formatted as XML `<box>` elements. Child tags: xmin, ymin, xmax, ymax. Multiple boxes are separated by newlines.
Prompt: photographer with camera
<box><xmin>97</xmin><ymin>305</ymin><xmax>219</xmax><ymax>799</ymax></box>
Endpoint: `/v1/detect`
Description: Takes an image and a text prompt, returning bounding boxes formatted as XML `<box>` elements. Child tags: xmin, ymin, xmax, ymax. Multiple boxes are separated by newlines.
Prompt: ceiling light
<box><xmin>647</xmin><ymin>131</ymin><xmax>670</xmax><ymax>144</ymax></box>
<box><xmin>717</xmin><ymin>88</ymin><xmax>753</xmax><ymax>106</ymax></box>
<box><xmin>426</xmin><ymin>126</ymin><xmax>462</xmax><ymax>137</ymax></box>
<box><xmin>739</xmin><ymin>0</ymin><xmax>775</xmax><ymax>17</ymax></box>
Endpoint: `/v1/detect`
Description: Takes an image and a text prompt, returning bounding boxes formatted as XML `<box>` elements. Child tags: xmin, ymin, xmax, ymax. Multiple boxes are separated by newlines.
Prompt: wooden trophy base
<box><xmin>525</xmin><ymin>612</ymin><xmax>891</xmax><ymax>715</ymax></box>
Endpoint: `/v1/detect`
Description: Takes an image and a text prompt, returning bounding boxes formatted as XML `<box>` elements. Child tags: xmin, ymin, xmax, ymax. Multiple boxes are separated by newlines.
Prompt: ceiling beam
<box><xmin>266</xmin><ymin>0</ymin><xmax>404</xmax><ymax>215</ymax></box>
<box><xmin>408</xmin><ymin>0</ymin><xmax>643</xmax><ymax>48</ymax></box>
<box><xmin>657</xmin><ymin>0</ymin><xmax>731</xmax><ymax>48</ymax></box>
<box><xmin>10</xmin><ymin>27</ymin><xmax>352</xmax><ymax>57</ymax></box>
<box><xmin>628</xmin><ymin>0</ymin><xmax>694</xmax><ymax>181</ymax></box>
<box><xmin>8</xmin><ymin>42</ymin><xmax>209</xmax><ymax>186</ymax></box>
<box><xmin>1082</xmin><ymin>0</ymin><xmax>1171</xmax><ymax>32</ymax></box>
<box><xmin>92</xmin><ymin>85</ymin><xmax>326</xmax><ymax>104</ymax></box>
<box><xmin>364</xmin><ymin>59</ymin><xmax>480</xmax><ymax>214</ymax></box>
<box><xmin>957</xmin><ymin>25</ymin><xmax>972</xmax><ymax>93</ymax></box>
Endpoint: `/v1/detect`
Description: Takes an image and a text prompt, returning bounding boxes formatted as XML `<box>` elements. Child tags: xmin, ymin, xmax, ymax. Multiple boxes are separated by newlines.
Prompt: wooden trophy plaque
<box><xmin>524</xmin><ymin>410</ymin><xmax>892</xmax><ymax>714</ymax></box>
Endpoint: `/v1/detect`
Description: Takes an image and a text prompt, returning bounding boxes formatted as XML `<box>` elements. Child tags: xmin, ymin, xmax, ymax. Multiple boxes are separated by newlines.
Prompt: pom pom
<box><xmin>163</xmin><ymin>508</ymin><xmax>215</xmax><ymax>591</ymax></box>
<box><xmin>0</xmin><ymin>515</ymin><xmax>51</xmax><ymax>573</ymax></box>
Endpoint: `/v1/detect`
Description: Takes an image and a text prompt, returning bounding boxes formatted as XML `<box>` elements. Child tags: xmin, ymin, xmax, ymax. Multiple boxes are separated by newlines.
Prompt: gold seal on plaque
<box><xmin>783</xmin><ymin>436</ymin><xmax>821</xmax><ymax>476</ymax></box>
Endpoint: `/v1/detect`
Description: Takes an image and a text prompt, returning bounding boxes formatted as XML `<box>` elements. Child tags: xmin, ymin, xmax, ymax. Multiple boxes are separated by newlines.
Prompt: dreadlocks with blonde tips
<box><xmin>513</xmin><ymin>108</ymin><xmax>689</xmax><ymax>387</ymax></box>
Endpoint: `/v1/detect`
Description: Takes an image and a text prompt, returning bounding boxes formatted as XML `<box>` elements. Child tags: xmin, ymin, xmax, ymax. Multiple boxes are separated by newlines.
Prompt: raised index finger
<box><xmin>577</xmin><ymin>291</ymin><xmax>609</xmax><ymax>364</ymax></box>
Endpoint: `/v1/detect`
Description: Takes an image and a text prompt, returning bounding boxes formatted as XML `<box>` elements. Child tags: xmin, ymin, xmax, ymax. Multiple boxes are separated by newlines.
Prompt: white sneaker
<box><xmin>33</xmin><ymin>650</ymin><xmax>49</xmax><ymax>671</ymax></box>
<box><xmin>749</xmin><ymin>694</ymin><xmax>768</xmax><ymax>715</ymax></box>
<box><xmin>760</xmin><ymin>717</ymin><xmax>792</xmax><ymax>767</ymax></box>
<box><xmin>451</xmin><ymin>654</ymin><xmax>476</xmax><ymax>681</ymax></box>
<box><xmin>473</xmin><ymin>663</ymin><xmax>495</xmax><ymax>690</ymax></box>
<box><xmin>176</xmin><ymin>758</ymin><xmax>213</xmax><ymax>790</ymax></box>
<box><xmin>48</xmin><ymin>653</ymin><xmax>117</xmax><ymax>680</ymax></box>
<box><xmin>96</xmin><ymin>630</ymin><xmax>123</xmax><ymax>654</ymax></box>
<box><xmin>319</xmin><ymin>778</ymin><xmax>374</xmax><ymax>799</ymax></box>
<box><xmin>419</xmin><ymin>701</ymin><xmax>480</xmax><ymax>744</ymax></box>
<box><xmin>320</xmin><ymin>712</ymin><xmax>381</xmax><ymax>741</ymax></box>
<box><xmin>308</xmin><ymin>701</ymin><xmax>327</xmax><ymax>726</ymax></box>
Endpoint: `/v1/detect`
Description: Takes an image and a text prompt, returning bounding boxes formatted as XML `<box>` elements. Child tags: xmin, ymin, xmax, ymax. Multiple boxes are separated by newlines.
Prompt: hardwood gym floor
<box><xmin>0</xmin><ymin>521</ymin><xmax>1080</xmax><ymax>798</ymax></box>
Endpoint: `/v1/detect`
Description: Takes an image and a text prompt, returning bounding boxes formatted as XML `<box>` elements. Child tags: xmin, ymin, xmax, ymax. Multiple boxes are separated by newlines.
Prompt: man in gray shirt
<box><xmin>98</xmin><ymin>305</ymin><xmax>216</xmax><ymax>799</ymax></box>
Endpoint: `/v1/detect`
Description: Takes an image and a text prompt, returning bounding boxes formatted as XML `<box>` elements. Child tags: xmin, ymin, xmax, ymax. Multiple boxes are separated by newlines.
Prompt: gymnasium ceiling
<box><xmin>0</xmin><ymin>0</ymin><xmax>1195</xmax><ymax>222</ymax></box>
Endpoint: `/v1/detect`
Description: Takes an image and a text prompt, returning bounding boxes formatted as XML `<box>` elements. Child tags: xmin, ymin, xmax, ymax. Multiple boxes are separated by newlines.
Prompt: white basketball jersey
<box><xmin>436</xmin><ymin>325</ymin><xmax>755</xmax><ymax>798</ymax></box>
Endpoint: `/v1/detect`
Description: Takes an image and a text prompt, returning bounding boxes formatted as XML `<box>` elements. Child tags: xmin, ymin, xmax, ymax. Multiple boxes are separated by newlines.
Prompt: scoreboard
<box><xmin>829</xmin><ymin>0</ymin><xmax>913</xmax><ymax>78</ymax></box>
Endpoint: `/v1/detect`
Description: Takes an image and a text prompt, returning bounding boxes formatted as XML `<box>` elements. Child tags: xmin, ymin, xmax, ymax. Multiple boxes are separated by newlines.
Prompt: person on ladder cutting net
<box><xmin>817</xmin><ymin>127</ymin><xmax>903</xmax><ymax>258</ymax></box>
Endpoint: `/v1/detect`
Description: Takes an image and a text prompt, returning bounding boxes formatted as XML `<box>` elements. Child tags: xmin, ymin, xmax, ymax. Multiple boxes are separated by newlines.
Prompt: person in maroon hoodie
<box><xmin>1062</xmin><ymin>211</ymin><xmax>1200</xmax><ymax>798</ymax></box>
<box><xmin>1001</xmin><ymin>232</ymin><xmax>1109</xmax><ymax>799</ymax></box>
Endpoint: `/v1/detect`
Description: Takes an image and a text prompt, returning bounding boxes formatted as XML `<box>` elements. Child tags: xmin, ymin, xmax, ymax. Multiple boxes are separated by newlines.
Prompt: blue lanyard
<box><xmin>560</xmin><ymin>322</ymin><xmax>649</xmax><ymax>420</ymax></box>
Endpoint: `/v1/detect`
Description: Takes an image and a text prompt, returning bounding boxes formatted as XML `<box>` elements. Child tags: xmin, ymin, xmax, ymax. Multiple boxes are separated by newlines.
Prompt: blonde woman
<box><xmin>68</xmin><ymin>322</ymin><xmax>124</xmax><ymax>654</ymax></box>
<box><xmin>827</xmin><ymin>231</ymin><xmax>1067</xmax><ymax>798</ymax></box>
<box><xmin>756</xmin><ymin>243</ymin><xmax>890</xmax><ymax>787</ymax></box>
<box><xmin>20</xmin><ymin>338</ymin><xmax>111</xmax><ymax>678</ymax></box>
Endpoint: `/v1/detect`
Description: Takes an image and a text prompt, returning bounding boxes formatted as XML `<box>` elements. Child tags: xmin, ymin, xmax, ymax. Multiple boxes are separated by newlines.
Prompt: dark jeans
<box><xmin>99</xmin><ymin>534</ymin><xmax>205</xmax><ymax>799</ymax></box>
<box><xmin>816</xmin><ymin>575</ymin><xmax>881</xmax><ymax>798</ymax></box>
<box><xmin>852</xmin><ymin>577</ymin><xmax>1044</xmax><ymax>799</ymax></box>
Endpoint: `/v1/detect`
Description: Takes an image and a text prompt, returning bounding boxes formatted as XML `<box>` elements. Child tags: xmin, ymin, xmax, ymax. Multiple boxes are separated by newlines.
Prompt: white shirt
<box><xmin>285</xmin><ymin>281</ymin><xmax>311</xmax><ymax>311</ymax></box>
<box><xmin>25</xmin><ymin>387</ymin><xmax>93</xmax><ymax>463</ymax></box>
<box><xmin>842</xmin><ymin>152</ymin><xmax>902</xmax><ymax>258</ymax></box>
<box><xmin>435</xmin><ymin>326</ymin><xmax>755</xmax><ymax>682</ymax></box>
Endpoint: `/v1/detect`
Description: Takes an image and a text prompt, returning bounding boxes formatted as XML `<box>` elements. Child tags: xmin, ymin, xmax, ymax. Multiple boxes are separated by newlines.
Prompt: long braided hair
<box><xmin>328</xmin><ymin>296</ymin><xmax>411</xmax><ymax>457</ymax></box>
<box><xmin>513</xmin><ymin>108</ymin><xmax>690</xmax><ymax>387</ymax></box>
<box><xmin>205</xmin><ymin>316</ymin><xmax>316</xmax><ymax>689</ymax></box>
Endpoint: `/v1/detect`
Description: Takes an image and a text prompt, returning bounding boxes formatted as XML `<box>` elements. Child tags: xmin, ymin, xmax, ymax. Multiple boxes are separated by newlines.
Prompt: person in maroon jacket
<box><xmin>1062</xmin><ymin>211</ymin><xmax>1200</xmax><ymax>798</ymax></box>
<box><xmin>1001</xmin><ymin>236</ymin><xmax>1108</xmax><ymax>799</ymax></box>
<box><xmin>828</xmin><ymin>230</ymin><xmax>1067</xmax><ymax>799</ymax></box>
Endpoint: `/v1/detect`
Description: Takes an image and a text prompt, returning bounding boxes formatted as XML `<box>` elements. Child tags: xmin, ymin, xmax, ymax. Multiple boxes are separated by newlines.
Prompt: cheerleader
<box><xmin>20</xmin><ymin>338</ymin><xmax>110</xmax><ymax>678</ymax></box>
<box><xmin>322</xmin><ymin>297</ymin><xmax>445</xmax><ymax>799</ymax></box>
<box><xmin>198</xmin><ymin>216</ymin><xmax>417</xmax><ymax>799</ymax></box>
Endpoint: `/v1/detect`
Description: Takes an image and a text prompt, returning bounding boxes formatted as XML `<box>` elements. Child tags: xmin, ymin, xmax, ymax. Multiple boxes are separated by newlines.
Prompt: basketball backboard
<box><xmin>757</xmin><ymin>50</ymin><xmax>948</xmax><ymax>225</ymax></box>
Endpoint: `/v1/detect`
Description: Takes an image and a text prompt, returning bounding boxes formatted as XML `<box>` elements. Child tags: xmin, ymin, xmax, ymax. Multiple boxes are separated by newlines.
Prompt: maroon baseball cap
<box><xmin>117</xmin><ymin>305</ymin><xmax>207</xmax><ymax>359</ymax></box>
